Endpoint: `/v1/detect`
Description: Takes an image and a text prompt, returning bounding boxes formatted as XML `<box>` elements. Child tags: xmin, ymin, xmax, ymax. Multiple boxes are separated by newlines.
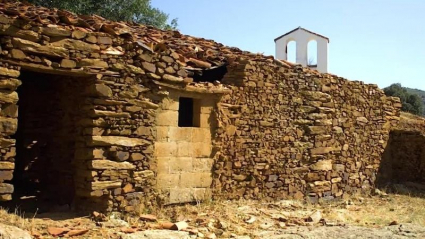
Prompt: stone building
<box><xmin>0</xmin><ymin>0</ymin><xmax>401</xmax><ymax>213</ymax></box>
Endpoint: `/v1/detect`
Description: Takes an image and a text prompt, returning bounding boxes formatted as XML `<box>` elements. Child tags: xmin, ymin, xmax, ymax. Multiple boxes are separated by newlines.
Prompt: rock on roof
<box><xmin>0</xmin><ymin>0</ymin><xmax>283</xmax><ymax>71</ymax></box>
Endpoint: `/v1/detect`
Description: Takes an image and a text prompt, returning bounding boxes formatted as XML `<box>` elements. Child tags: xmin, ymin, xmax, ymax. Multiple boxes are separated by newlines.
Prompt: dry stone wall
<box><xmin>0</xmin><ymin>1</ymin><xmax>403</xmax><ymax>212</ymax></box>
<box><xmin>0</xmin><ymin>62</ymin><xmax>19</xmax><ymax>202</ymax></box>
<box><xmin>214</xmin><ymin>60</ymin><xmax>401</xmax><ymax>202</ymax></box>
<box><xmin>377</xmin><ymin>113</ymin><xmax>425</xmax><ymax>186</ymax></box>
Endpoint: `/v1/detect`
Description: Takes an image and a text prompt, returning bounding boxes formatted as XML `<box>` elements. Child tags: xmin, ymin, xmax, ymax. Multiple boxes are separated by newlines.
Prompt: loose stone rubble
<box><xmin>0</xmin><ymin>0</ymin><xmax>401</xmax><ymax>212</ymax></box>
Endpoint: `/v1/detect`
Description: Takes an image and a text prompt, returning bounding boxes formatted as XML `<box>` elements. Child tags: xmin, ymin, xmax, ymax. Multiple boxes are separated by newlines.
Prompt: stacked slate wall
<box><xmin>214</xmin><ymin>60</ymin><xmax>401</xmax><ymax>202</ymax></box>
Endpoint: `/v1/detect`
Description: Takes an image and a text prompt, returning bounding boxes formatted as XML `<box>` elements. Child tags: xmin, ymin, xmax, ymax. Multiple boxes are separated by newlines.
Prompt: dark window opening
<box><xmin>178</xmin><ymin>97</ymin><xmax>200</xmax><ymax>127</ymax></box>
<box><xmin>187</xmin><ymin>63</ymin><xmax>228</xmax><ymax>83</ymax></box>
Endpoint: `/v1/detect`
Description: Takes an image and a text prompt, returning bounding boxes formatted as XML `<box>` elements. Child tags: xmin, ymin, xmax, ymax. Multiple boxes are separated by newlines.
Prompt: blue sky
<box><xmin>151</xmin><ymin>0</ymin><xmax>425</xmax><ymax>90</ymax></box>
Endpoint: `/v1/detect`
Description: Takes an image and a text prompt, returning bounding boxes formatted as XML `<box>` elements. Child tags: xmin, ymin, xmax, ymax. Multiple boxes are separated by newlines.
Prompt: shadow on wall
<box><xmin>376</xmin><ymin>130</ymin><xmax>425</xmax><ymax>197</ymax></box>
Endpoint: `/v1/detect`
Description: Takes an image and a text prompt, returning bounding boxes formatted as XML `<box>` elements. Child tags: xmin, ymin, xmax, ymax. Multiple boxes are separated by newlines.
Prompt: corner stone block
<box><xmin>156</xmin><ymin>173</ymin><xmax>180</xmax><ymax>189</ymax></box>
<box><xmin>192</xmin><ymin>128</ymin><xmax>211</xmax><ymax>142</ymax></box>
<box><xmin>156</xmin><ymin>126</ymin><xmax>169</xmax><ymax>141</ymax></box>
<box><xmin>192</xmin><ymin>158</ymin><xmax>214</xmax><ymax>172</ymax></box>
<box><xmin>177</xmin><ymin>141</ymin><xmax>192</xmax><ymax>157</ymax></box>
<box><xmin>192</xmin><ymin>142</ymin><xmax>212</xmax><ymax>158</ymax></box>
<box><xmin>157</xmin><ymin>157</ymin><xmax>171</xmax><ymax>173</ymax></box>
<box><xmin>154</xmin><ymin>142</ymin><xmax>177</xmax><ymax>157</ymax></box>
<box><xmin>156</xmin><ymin>111</ymin><xmax>178</xmax><ymax>126</ymax></box>
<box><xmin>168</xmin><ymin>127</ymin><xmax>192</xmax><ymax>142</ymax></box>
<box><xmin>179</xmin><ymin>172</ymin><xmax>212</xmax><ymax>188</ymax></box>
<box><xmin>169</xmin><ymin>157</ymin><xmax>193</xmax><ymax>173</ymax></box>
<box><xmin>167</xmin><ymin>188</ymin><xmax>210</xmax><ymax>204</ymax></box>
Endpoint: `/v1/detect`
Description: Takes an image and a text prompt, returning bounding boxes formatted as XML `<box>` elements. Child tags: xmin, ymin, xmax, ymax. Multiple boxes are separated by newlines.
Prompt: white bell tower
<box><xmin>275</xmin><ymin>27</ymin><xmax>329</xmax><ymax>73</ymax></box>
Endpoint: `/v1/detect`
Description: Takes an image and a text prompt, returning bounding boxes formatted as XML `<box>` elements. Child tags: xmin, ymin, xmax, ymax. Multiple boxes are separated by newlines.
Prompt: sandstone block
<box><xmin>91</xmin><ymin>181</ymin><xmax>121</xmax><ymax>190</ymax></box>
<box><xmin>89</xmin><ymin>160</ymin><xmax>135</xmax><ymax>170</ymax></box>
<box><xmin>0</xmin><ymin>118</ymin><xmax>17</xmax><ymax>136</ymax></box>
<box><xmin>10</xmin><ymin>49</ymin><xmax>26</xmax><ymax>59</ymax></box>
<box><xmin>0</xmin><ymin>91</ymin><xmax>18</xmax><ymax>104</ymax></box>
<box><xmin>51</xmin><ymin>38</ymin><xmax>100</xmax><ymax>52</ymax></box>
<box><xmin>310</xmin><ymin>160</ymin><xmax>332</xmax><ymax>171</ymax></box>
<box><xmin>41</xmin><ymin>26</ymin><xmax>71</xmax><ymax>37</ymax></box>
<box><xmin>156</xmin><ymin>173</ymin><xmax>179</xmax><ymax>189</ymax></box>
<box><xmin>179</xmin><ymin>172</ymin><xmax>212</xmax><ymax>188</ymax></box>
<box><xmin>77</xmin><ymin>59</ymin><xmax>109</xmax><ymax>68</ymax></box>
<box><xmin>310</xmin><ymin>147</ymin><xmax>334</xmax><ymax>156</ymax></box>
<box><xmin>0</xmin><ymin>171</ymin><xmax>13</xmax><ymax>181</ymax></box>
<box><xmin>87</xmin><ymin>136</ymin><xmax>149</xmax><ymax>147</ymax></box>
<box><xmin>60</xmin><ymin>59</ymin><xmax>77</xmax><ymax>68</ymax></box>
<box><xmin>0</xmin><ymin>67</ymin><xmax>20</xmax><ymax>78</ymax></box>
<box><xmin>0</xmin><ymin>79</ymin><xmax>21</xmax><ymax>91</ymax></box>
<box><xmin>85</xmin><ymin>84</ymin><xmax>112</xmax><ymax>98</ymax></box>
<box><xmin>0</xmin><ymin>162</ymin><xmax>14</xmax><ymax>170</ymax></box>
<box><xmin>154</xmin><ymin>142</ymin><xmax>177</xmax><ymax>157</ymax></box>
<box><xmin>12</xmin><ymin>38</ymin><xmax>68</xmax><ymax>58</ymax></box>
<box><xmin>0</xmin><ymin>183</ymin><xmax>13</xmax><ymax>194</ymax></box>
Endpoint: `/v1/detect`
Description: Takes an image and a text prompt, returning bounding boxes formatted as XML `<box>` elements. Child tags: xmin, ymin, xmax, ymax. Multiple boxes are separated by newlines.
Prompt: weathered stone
<box><xmin>0</xmin><ymin>91</ymin><xmax>18</xmax><ymax>104</ymax></box>
<box><xmin>0</xmin><ymin>25</ymin><xmax>40</xmax><ymax>41</ymax></box>
<box><xmin>130</xmin><ymin>153</ymin><xmax>144</xmax><ymax>161</ymax></box>
<box><xmin>310</xmin><ymin>147</ymin><xmax>334</xmax><ymax>155</ymax></box>
<box><xmin>89</xmin><ymin>160</ymin><xmax>135</xmax><ymax>170</ymax></box>
<box><xmin>0</xmin><ymin>67</ymin><xmax>20</xmax><ymax>78</ymax></box>
<box><xmin>91</xmin><ymin>181</ymin><xmax>121</xmax><ymax>190</ymax></box>
<box><xmin>85</xmin><ymin>84</ymin><xmax>113</xmax><ymax>98</ymax></box>
<box><xmin>10</xmin><ymin>49</ymin><xmax>26</xmax><ymax>59</ymax></box>
<box><xmin>1</xmin><ymin>104</ymin><xmax>18</xmax><ymax>118</ymax></box>
<box><xmin>41</xmin><ymin>26</ymin><xmax>71</xmax><ymax>37</ymax></box>
<box><xmin>0</xmin><ymin>183</ymin><xmax>13</xmax><ymax>194</ymax></box>
<box><xmin>12</xmin><ymin>38</ymin><xmax>68</xmax><ymax>58</ymax></box>
<box><xmin>72</xmin><ymin>30</ymin><xmax>87</xmax><ymax>39</ymax></box>
<box><xmin>112</xmin><ymin>151</ymin><xmax>130</xmax><ymax>162</ymax></box>
<box><xmin>98</xmin><ymin>36</ymin><xmax>112</xmax><ymax>45</ymax></box>
<box><xmin>0</xmin><ymin>162</ymin><xmax>14</xmax><ymax>170</ymax></box>
<box><xmin>51</xmin><ymin>38</ymin><xmax>100</xmax><ymax>52</ymax></box>
<box><xmin>0</xmin><ymin>118</ymin><xmax>17</xmax><ymax>135</ymax></box>
<box><xmin>60</xmin><ymin>59</ymin><xmax>77</xmax><ymax>68</ymax></box>
<box><xmin>310</xmin><ymin>160</ymin><xmax>332</xmax><ymax>171</ymax></box>
<box><xmin>87</xmin><ymin>136</ymin><xmax>149</xmax><ymax>147</ymax></box>
<box><xmin>77</xmin><ymin>59</ymin><xmax>108</xmax><ymax>68</ymax></box>
<box><xmin>162</xmin><ymin>74</ymin><xmax>184</xmax><ymax>83</ymax></box>
<box><xmin>0</xmin><ymin>171</ymin><xmax>13</xmax><ymax>181</ymax></box>
<box><xmin>90</xmin><ymin>110</ymin><xmax>130</xmax><ymax>118</ymax></box>
<box><xmin>142</xmin><ymin>62</ymin><xmax>156</xmax><ymax>73</ymax></box>
<box><xmin>0</xmin><ymin>79</ymin><xmax>21</xmax><ymax>91</ymax></box>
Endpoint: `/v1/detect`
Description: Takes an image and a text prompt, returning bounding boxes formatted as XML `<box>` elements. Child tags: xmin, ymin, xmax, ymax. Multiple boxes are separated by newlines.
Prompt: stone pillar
<box><xmin>0</xmin><ymin>63</ymin><xmax>20</xmax><ymax>201</ymax></box>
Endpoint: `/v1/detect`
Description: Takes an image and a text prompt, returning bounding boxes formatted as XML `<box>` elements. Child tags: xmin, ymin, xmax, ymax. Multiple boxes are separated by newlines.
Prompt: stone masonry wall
<box><xmin>214</xmin><ymin>60</ymin><xmax>401</xmax><ymax>202</ymax></box>
<box><xmin>0</xmin><ymin>1</ymin><xmax>403</xmax><ymax>212</ymax></box>
<box><xmin>377</xmin><ymin>113</ymin><xmax>425</xmax><ymax>186</ymax></box>
<box><xmin>0</xmin><ymin>4</ymin><xmax>196</xmax><ymax>212</ymax></box>
<box><xmin>0</xmin><ymin>62</ymin><xmax>19</xmax><ymax>202</ymax></box>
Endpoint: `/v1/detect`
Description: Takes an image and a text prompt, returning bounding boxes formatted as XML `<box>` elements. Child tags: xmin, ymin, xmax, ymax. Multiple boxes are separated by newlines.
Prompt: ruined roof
<box><xmin>0</xmin><ymin>0</ymin><xmax>283</xmax><ymax>71</ymax></box>
<box><xmin>274</xmin><ymin>27</ymin><xmax>330</xmax><ymax>43</ymax></box>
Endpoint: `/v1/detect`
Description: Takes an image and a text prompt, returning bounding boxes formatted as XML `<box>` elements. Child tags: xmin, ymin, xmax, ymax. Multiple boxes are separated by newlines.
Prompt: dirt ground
<box><xmin>1</xmin><ymin>188</ymin><xmax>425</xmax><ymax>239</ymax></box>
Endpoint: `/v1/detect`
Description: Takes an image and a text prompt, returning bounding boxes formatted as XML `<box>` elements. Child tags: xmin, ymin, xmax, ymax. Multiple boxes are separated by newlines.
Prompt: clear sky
<box><xmin>151</xmin><ymin>0</ymin><xmax>425</xmax><ymax>90</ymax></box>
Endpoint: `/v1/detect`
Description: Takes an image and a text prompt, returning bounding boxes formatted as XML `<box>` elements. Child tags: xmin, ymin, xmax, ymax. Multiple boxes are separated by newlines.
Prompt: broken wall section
<box><xmin>0</xmin><ymin>62</ymin><xmax>20</xmax><ymax>201</ymax></box>
<box><xmin>214</xmin><ymin>60</ymin><xmax>401</xmax><ymax>202</ymax></box>
<box><xmin>377</xmin><ymin>113</ymin><xmax>425</xmax><ymax>187</ymax></box>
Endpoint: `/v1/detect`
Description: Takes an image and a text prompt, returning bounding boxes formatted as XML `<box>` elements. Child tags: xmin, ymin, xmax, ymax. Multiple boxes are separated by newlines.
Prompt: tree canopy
<box><xmin>26</xmin><ymin>0</ymin><xmax>178</xmax><ymax>30</ymax></box>
<box><xmin>384</xmin><ymin>83</ymin><xmax>424</xmax><ymax>116</ymax></box>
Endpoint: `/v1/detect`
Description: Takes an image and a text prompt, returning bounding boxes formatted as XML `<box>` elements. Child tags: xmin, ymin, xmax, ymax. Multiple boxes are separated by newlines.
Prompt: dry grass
<box><xmin>321</xmin><ymin>194</ymin><xmax>425</xmax><ymax>227</ymax></box>
<box><xmin>0</xmin><ymin>192</ymin><xmax>424</xmax><ymax>238</ymax></box>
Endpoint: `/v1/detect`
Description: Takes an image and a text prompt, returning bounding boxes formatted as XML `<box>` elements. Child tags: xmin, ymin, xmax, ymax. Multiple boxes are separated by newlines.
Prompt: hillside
<box><xmin>383</xmin><ymin>84</ymin><xmax>425</xmax><ymax>116</ymax></box>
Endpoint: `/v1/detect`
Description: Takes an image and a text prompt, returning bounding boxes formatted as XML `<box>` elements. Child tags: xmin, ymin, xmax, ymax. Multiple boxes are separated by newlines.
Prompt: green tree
<box><xmin>384</xmin><ymin>83</ymin><xmax>424</xmax><ymax>116</ymax></box>
<box><xmin>27</xmin><ymin>0</ymin><xmax>178</xmax><ymax>30</ymax></box>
